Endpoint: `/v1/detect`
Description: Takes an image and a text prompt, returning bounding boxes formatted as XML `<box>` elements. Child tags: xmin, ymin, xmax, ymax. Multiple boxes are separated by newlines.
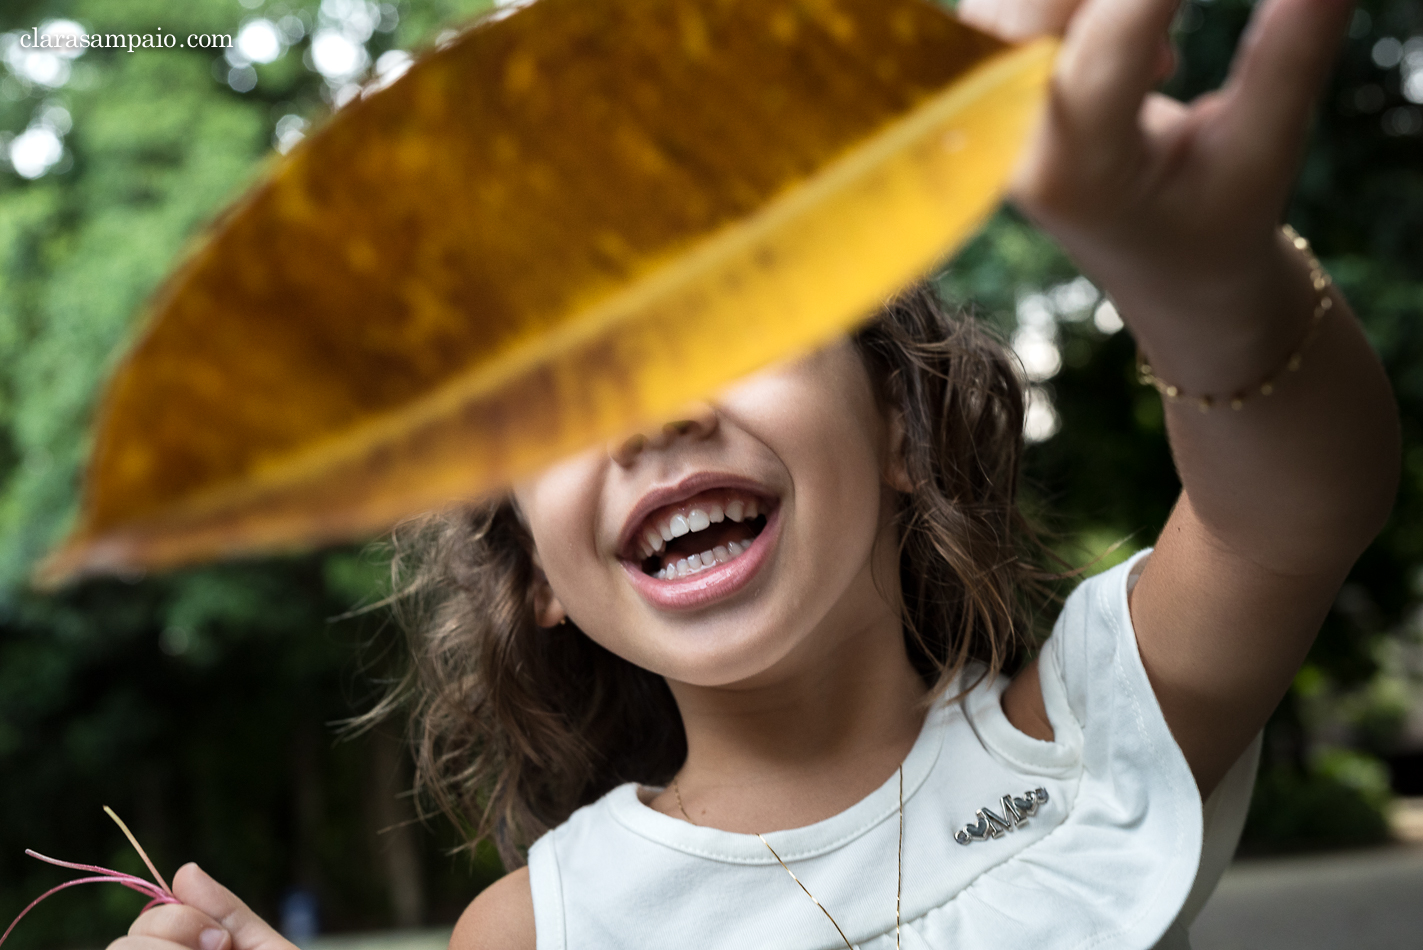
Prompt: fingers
<box><xmin>126</xmin><ymin>904</ymin><xmax>230</xmax><ymax>950</ymax></box>
<box><xmin>1214</xmin><ymin>0</ymin><xmax>1355</xmax><ymax>176</ymax></box>
<box><xmin>170</xmin><ymin>865</ymin><xmax>295</xmax><ymax>950</ymax></box>
<box><xmin>956</xmin><ymin>0</ymin><xmax>1083</xmax><ymax>41</ymax></box>
<box><xmin>1054</xmin><ymin>0</ymin><xmax>1183</xmax><ymax>147</ymax></box>
<box><xmin>110</xmin><ymin>938</ymin><xmax>212</xmax><ymax>950</ymax></box>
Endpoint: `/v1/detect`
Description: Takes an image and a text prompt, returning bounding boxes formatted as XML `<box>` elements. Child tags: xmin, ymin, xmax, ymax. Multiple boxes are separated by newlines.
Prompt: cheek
<box><xmin>513</xmin><ymin>453</ymin><xmax>607</xmax><ymax>592</ymax></box>
<box><xmin>796</xmin><ymin>406</ymin><xmax>889</xmax><ymax>572</ymax></box>
<box><xmin>742</xmin><ymin>351</ymin><xmax>888</xmax><ymax>514</ymax></box>
<box><xmin>786</xmin><ymin>412</ymin><xmax>883</xmax><ymax>526</ymax></box>
<box><xmin>725</xmin><ymin>349</ymin><xmax>892</xmax><ymax>575</ymax></box>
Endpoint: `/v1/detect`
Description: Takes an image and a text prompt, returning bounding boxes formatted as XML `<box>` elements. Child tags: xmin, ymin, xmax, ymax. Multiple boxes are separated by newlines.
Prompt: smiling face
<box><xmin>512</xmin><ymin>338</ymin><xmax>909</xmax><ymax>689</ymax></box>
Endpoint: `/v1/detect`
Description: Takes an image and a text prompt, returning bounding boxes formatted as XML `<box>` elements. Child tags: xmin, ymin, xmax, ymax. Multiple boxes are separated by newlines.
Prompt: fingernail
<box><xmin>199</xmin><ymin>928</ymin><xmax>229</xmax><ymax>950</ymax></box>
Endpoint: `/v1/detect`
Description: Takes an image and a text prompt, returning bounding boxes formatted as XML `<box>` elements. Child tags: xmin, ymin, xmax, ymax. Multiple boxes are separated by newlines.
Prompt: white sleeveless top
<box><xmin>527</xmin><ymin>551</ymin><xmax>1261</xmax><ymax>949</ymax></box>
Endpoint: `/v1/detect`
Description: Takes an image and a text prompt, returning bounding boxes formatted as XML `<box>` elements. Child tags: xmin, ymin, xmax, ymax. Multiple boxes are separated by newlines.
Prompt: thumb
<box><xmin>171</xmin><ymin>864</ymin><xmax>296</xmax><ymax>950</ymax></box>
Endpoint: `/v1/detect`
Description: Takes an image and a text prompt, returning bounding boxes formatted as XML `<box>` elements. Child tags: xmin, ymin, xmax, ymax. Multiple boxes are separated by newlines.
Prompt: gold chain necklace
<box><xmin>672</xmin><ymin>767</ymin><xmax>904</xmax><ymax>950</ymax></box>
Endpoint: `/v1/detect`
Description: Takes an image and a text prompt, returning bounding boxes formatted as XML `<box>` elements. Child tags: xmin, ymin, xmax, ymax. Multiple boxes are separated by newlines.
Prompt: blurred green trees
<box><xmin>0</xmin><ymin>0</ymin><xmax>503</xmax><ymax>943</ymax></box>
<box><xmin>0</xmin><ymin>0</ymin><xmax>1420</xmax><ymax>944</ymax></box>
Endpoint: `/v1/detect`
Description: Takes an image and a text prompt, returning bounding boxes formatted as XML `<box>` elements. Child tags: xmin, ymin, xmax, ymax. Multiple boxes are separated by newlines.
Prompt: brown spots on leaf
<box><xmin>346</xmin><ymin>238</ymin><xmax>379</xmax><ymax>274</ymax></box>
<box><xmin>769</xmin><ymin>9</ymin><xmax>799</xmax><ymax>44</ymax></box>
<box><xmin>503</xmin><ymin>50</ymin><xmax>537</xmax><ymax>95</ymax></box>
<box><xmin>492</xmin><ymin>133</ymin><xmax>519</xmax><ymax>166</ymax></box>
<box><xmin>891</xmin><ymin>8</ymin><xmax>919</xmax><ymax>44</ymax></box>
<box><xmin>614</xmin><ymin>124</ymin><xmax>673</xmax><ymax>177</ymax></box>
<box><xmin>678</xmin><ymin>5</ymin><xmax>712</xmax><ymax>60</ymax></box>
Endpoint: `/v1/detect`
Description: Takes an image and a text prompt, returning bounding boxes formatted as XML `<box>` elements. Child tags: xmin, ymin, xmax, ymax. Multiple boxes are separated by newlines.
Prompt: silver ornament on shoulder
<box><xmin>954</xmin><ymin>788</ymin><xmax>1049</xmax><ymax>845</ymax></box>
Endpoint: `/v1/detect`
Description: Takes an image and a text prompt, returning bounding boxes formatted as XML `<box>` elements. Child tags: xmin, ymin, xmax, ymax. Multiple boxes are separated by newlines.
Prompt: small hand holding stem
<box><xmin>4</xmin><ymin>812</ymin><xmax>288</xmax><ymax>950</ymax></box>
<box><xmin>113</xmin><ymin>863</ymin><xmax>297</xmax><ymax>950</ymax></box>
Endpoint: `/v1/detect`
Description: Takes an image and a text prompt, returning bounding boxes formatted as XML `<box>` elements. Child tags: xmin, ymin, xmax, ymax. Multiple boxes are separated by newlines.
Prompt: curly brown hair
<box><xmin>366</xmin><ymin>281</ymin><xmax>1051</xmax><ymax>869</ymax></box>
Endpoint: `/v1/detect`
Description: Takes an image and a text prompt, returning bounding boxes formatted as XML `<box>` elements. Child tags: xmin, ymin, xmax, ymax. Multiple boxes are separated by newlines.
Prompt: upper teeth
<box><xmin>634</xmin><ymin>497</ymin><xmax>761</xmax><ymax>560</ymax></box>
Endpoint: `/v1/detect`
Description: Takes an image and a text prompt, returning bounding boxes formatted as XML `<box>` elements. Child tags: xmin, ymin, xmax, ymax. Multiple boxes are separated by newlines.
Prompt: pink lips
<box><xmin>621</xmin><ymin>506</ymin><xmax>780</xmax><ymax>611</ymax></box>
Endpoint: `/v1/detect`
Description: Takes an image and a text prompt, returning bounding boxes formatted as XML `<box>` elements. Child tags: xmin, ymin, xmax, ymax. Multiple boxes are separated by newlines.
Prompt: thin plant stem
<box><xmin>0</xmin><ymin>809</ymin><xmax>180</xmax><ymax>948</ymax></box>
<box><xmin>104</xmin><ymin>805</ymin><xmax>172</xmax><ymax>894</ymax></box>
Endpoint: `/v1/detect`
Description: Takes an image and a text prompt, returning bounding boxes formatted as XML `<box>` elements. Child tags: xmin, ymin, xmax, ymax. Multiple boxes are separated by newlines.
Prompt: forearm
<box><xmin>1124</xmin><ymin>230</ymin><xmax>1400</xmax><ymax>577</ymax></box>
<box><xmin>982</xmin><ymin>0</ymin><xmax>1385</xmax><ymax>791</ymax></box>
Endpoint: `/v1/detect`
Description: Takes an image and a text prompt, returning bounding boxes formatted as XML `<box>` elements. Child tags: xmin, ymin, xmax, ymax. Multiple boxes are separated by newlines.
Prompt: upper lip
<box><xmin>616</xmin><ymin>471</ymin><xmax>775</xmax><ymax>558</ymax></box>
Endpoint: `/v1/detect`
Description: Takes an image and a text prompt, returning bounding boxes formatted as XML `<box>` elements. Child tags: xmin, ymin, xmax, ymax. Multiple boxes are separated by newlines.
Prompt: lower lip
<box><xmin>621</xmin><ymin>507</ymin><xmax>781</xmax><ymax>611</ymax></box>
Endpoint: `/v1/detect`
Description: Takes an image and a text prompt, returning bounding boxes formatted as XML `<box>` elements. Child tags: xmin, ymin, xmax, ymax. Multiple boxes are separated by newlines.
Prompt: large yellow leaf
<box><xmin>39</xmin><ymin>0</ymin><xmax>1055</xmax><ymax>586</ymax></box>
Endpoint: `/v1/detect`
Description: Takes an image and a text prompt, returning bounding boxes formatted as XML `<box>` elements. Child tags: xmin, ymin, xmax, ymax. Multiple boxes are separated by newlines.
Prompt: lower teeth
<box><xmin>656</xmin><ymin>540</ymin><xmax>748</xmax><ymax>580</ymax></box>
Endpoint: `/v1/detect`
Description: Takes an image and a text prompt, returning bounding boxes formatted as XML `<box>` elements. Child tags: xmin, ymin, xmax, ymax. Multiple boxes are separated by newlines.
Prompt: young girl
<box><xmin>111</xmin><ymin>0</ymin><xmax>1399</xmax><ymax>946</ymax></box>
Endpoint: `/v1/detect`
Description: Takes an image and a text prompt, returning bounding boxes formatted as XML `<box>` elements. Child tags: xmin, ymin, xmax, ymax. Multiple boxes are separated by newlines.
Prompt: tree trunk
<box><xmin>367</xmin><ymin>727</ymin><xmax>426</xmax><ymax>927</ymax></box>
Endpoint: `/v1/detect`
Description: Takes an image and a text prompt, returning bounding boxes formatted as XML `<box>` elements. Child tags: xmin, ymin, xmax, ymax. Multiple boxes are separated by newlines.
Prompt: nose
<box><xmin>610</xmin><ymin>401</ymin><xmax>719</xmax><ymax>467</ymax></box>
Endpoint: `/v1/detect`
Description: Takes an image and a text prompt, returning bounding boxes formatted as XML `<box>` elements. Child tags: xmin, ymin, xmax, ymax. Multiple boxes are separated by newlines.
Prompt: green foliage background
<box><xmin>0</xmin><ymin>0</ymin><xmax>506</xmax><ymax>942</ymax></box>
<box><xmin>0</xmin><ymin>0</ymin><xmax>1419</xmax><ymax>942</ymax></box>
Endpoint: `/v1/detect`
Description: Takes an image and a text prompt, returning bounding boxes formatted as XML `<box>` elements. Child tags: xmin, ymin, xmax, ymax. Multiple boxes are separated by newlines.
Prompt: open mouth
<box><xmin>623</xmin><ymin>489</ymin><xmax>772</xmax><ymax>580</ymax></box>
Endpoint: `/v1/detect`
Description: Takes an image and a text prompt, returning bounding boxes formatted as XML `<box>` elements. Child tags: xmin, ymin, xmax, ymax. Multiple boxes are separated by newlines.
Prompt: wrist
<box><xmin>1112</xmin><ymin>228</ymin><xmax>1323</xmax><ymax>400</ymax></box>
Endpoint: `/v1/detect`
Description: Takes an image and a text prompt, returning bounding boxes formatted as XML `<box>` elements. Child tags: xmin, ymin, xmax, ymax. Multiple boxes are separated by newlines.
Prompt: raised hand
<box><xmin>112</xmin><ymin>865</ymin><xmax>296</xmax><ymax>950</ymax></box>
<box><xmin>964</xmin><ymin>0</ymin><xmax>1357</xmax><ymax>394</ymax></box>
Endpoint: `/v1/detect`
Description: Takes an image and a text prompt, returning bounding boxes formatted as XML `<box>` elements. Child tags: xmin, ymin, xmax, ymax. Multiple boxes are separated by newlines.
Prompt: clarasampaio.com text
<box><xmin>16</xmin><ymin>28</ymin><xmax>232</xmax><ymax>54</ymax></box>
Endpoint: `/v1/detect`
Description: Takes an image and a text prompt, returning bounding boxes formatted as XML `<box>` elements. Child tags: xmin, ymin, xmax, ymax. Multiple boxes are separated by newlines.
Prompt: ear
<box><xmin>883</xmin><ymin>405</ymin><xmax>913</xmax><ymax>493</ymax></box>
<box><xmin>528</xmin><ymin>552</ymin><xmax>568</xmax><ymax>628</ymax></box>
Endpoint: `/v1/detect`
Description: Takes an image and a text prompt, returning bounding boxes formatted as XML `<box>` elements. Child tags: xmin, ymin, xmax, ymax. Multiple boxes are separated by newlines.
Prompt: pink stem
<box><xmin>1</xmin><ymin>857</ymin><xmax>181</xmax><ymax>948</ymax></box>
<box><xmin>24</xmin><ymin>851</ymin><xmax>172</xmax><ymax>894</ymax></box>
<box><xmin>104</xmin><ymin>806</ymin><xmax>172</xmax><ymax>895</ymax></box>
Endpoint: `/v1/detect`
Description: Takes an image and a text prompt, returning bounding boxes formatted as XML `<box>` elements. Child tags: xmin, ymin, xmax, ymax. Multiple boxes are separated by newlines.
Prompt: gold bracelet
<box><xmin>1136</xmin><ymin>225</ymin><xmax>1334</xmax><ymax>412</ymax></box>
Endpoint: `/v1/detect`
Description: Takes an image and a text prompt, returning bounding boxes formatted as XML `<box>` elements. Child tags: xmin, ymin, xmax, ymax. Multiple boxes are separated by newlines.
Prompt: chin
<box><xmin>634</xmin><ymin>610</ymin><xmax>819</xmax><ymax>690</ymax></box>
